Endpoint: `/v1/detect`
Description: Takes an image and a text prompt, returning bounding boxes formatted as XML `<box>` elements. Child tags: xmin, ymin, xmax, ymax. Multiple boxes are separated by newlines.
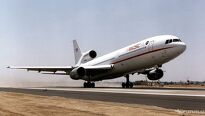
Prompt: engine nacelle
<box><xmin>70</xmin><ymin>67</ymin><xmax>86</xmax><ymax>80</ymax></box>
<box><xmin>147</xmin><ymin>69</ymin><xmax>163</xmax><ymax>80</ymax></box>
<box><xmin>81</xmin><ymin>50</ymin><xmax>97</xmax><ymax>63</ymax></box>
<box><xmin>89</xmin><ymin>50</ymin><xmax>97</xmax><ymax>58</ymax></box>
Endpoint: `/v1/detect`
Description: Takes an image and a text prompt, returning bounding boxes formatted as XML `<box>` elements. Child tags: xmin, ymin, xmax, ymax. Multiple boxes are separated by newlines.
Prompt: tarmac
<box><xmin>0</xmin><ymin>87</ymin><xmax>204</xmax><ymax>110</ymax></box>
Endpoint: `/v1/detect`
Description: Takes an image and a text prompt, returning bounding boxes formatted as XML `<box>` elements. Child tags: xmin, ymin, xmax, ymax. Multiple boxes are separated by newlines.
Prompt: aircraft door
<box><xmin>147</xmin><ymin>40</ymin><xmax>154</xmax><ymax>52</ymax></box>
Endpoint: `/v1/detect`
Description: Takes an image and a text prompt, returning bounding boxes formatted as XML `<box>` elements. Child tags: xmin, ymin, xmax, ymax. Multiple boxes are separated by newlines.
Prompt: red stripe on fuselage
<box><xmin>112</xmin><ymin>47</ymin><xmax>173</xmax><ymax>64</ymax></box>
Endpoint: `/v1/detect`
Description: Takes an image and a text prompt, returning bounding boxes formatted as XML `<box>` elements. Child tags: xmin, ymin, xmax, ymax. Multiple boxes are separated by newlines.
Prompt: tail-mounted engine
<box><xmin>79</xmin><ymin>50</ymin><xmax>97</xmax><ymax>64</ymax></box>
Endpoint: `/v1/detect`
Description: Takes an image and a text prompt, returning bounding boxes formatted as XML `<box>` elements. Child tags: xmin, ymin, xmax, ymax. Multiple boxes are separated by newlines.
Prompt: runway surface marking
<box><xmin>27</xmin><ymin>87</ymin><xmax>205</xmax><ymax>97</ymax></box>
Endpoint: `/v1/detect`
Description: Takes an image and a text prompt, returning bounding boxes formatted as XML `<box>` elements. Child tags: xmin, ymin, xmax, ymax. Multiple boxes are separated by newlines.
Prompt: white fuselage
<box><xmin>80</xmin><ymin>35</ymin><xmax>186</xmax><ymax>81</ymax></box>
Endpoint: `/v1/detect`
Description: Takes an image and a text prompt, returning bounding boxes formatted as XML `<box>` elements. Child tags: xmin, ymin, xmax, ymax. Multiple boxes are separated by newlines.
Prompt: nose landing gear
<box><xmin>83</xmin><ymin>82</ymin><xmax>95</xmax><ymax>88</ymax></box>
<box><xmin>122</xmin><ymin>75</ymin><xmax>133</xmax><ymax>88</ymax></box>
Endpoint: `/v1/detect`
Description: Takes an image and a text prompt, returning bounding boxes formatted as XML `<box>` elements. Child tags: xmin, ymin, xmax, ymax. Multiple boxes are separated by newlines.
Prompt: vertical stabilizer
<box><xmin>73</xmin><ymin>40</ymin><xmax>82</xmax><ymax>64</ymax></box>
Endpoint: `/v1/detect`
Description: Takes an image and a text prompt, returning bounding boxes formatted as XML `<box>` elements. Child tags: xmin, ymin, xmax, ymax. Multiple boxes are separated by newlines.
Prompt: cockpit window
<box><xmin>146</xmin><ymin>41</ymin><xmax>149</xmax><ymax>45</ymax></box>
<box><xmin>165</xmin><ymin>40</ymin><xmax>168</xmax><ymax>44</ymax></box>
<box><xmin>173</xmin><ymin>39</ymin><xmax>179</xmax><ymax>42</ymax></box>
<box><xmin>173</xmin><ymin>39</ymin><xmax>181</xmax><ymax>42</ymax></box>
<box><xmin>165</xmin><ymin>39</ymin><xmax>172</xmax><ymax>44</ymax></box>
<box><xmin>165</xmin><ymin>39</ymin><xmax>181</xmax><ymax>44</ymax></box>
<box><xmin>173</xmin><ymin>39</ymin><xmax>178</xmax><ymax>42</ymax></box>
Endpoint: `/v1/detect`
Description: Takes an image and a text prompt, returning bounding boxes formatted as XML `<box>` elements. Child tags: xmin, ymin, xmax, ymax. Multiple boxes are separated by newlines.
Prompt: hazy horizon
<box><xmin>0</xmin><ymin>0</ymin><xmax>205</xmax><ymax>87</ymax></box>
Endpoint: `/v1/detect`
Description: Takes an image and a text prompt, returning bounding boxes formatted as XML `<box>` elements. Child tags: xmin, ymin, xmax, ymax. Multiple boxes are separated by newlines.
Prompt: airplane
<box><xmin>8</xmin><ymin>35</ymin><xmax>186</xmax><ymax>88</ymax></box>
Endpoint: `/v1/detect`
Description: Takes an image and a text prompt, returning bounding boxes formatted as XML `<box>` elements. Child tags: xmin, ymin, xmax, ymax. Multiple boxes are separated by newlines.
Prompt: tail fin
<box><xmin>73</xmin><ymin>40</ymin><xmax>82</xmax><ymax>64</ymax></box>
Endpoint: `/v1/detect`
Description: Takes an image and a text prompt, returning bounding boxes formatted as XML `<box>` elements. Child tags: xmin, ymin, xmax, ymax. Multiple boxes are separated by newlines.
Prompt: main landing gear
<box><xmin>83</xmin><ymin>82</ymin><xmax>95</xmax><ymax>88</ymax></box>
<box><xmin>122</xmin><ymin>75</ymin><xmax>133</xmax><ymax>88</ymax></box>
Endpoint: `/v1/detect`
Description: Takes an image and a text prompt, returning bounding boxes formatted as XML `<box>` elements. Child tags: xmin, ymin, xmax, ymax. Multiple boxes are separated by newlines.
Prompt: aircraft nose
<box><xmin>178</xmin><ymin>42</ymin><xmax>186</xmax><ymax>53</ymax></box>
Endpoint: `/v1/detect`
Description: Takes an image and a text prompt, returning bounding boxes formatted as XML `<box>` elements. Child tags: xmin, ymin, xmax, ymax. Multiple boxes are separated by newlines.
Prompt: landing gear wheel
<box><xmin>122</xmin><ymin>82</ymin><xmax>126</xmax><ymax>88</ymax></box>
<box><xmin>91</xmin><ymin>83</ymin><xmax>95</xmax><ymax>88</ymax></box>
<box><xmin>83</xmin><ymin>82</ymin><xmax>95</xmax><ymax>88</ymax></box>
<box><xmin>84</xmin><ymin>82</ymin><xmax>88</xmax><ymax>88</ymax></box>
<box><xmin>129</xmin><ymin>82</ymin><xmax>133</xmax><ymax>88</ymax></box>
<box><xmin>121</xmin><ymin>75</ymin><xmax>134</xmax><ymax>88</ymax></box>
<box><xmin>126</xmin><ymin>83</ymin><xmax>129</xmax><ymax>88</ymax></box>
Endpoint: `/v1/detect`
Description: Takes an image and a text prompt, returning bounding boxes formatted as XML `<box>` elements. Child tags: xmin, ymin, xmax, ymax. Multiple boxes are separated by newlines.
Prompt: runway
<box><xmin>0</xmin><ymin>87</ymin><xmax>205</xmax><ymax>110</ymax></box>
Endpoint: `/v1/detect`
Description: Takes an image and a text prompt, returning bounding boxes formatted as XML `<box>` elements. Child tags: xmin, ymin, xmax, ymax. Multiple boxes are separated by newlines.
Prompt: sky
<box><xmin>0</xmin><ymin>0</ymin><xmax>205</xmax><ymax>87</ymax></box>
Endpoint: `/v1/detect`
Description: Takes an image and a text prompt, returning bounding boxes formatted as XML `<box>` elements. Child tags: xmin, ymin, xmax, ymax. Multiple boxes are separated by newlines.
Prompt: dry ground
<box><xmin>0</xmin><ymin>92</ymin><xmax>203</xmax><ymax>116</ymax></box>
<box><xmin>165</xmin><ymin>85</ymin><xmax>205</xmax><ymax>88</ymax></box>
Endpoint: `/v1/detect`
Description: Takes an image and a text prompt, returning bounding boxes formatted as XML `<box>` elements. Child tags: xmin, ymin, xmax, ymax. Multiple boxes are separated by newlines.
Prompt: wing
<box><xmin>7</xmin><ymin>66</ymin><xmax>74</xmax><ymax>75</ymax></box>
<box><xmin>83</xmin><ymin>65</ymin><xmax>113</xmax><ymax>70</ymax></box>
<box><xmin>7</xmin><ymin>64</ymin><xmax>113</xmax><ymax>75</ymax></box>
